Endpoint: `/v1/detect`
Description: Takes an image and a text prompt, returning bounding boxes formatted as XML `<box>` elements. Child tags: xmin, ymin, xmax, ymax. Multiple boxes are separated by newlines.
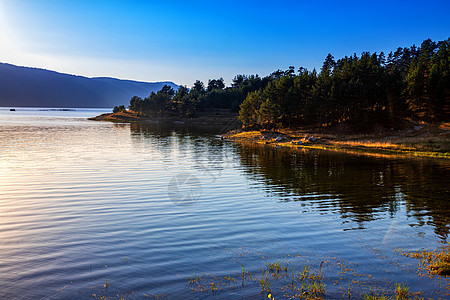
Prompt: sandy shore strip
<box><xmin>222</xmin><ymin>123</ymin><xmax>450</xmax><ymax>158</ymax></box>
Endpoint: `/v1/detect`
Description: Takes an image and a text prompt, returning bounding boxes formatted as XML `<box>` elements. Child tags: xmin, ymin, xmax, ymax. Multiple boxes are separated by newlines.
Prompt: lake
<box><xmin>0</xmin><ymin>108</ymin><xmax>449</xmax><ymax>299</ymax></box>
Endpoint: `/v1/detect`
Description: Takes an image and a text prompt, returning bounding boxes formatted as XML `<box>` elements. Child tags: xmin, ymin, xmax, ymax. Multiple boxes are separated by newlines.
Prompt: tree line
<box><xmin>121</xmin><ymin>75</ymin><xmax>271</xmax><ymax>118</ymax></box>
<box><xmin>119</xmin><ymin>38</ymin><xmax>449</xmax><ymax>129</ymax></box>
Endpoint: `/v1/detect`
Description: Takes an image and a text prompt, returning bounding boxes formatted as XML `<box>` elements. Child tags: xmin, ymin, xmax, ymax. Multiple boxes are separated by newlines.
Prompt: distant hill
<box><xmin>0</xmin><ymin>63</ymin><xmax>178</xmax><ymax>108</ymax></box>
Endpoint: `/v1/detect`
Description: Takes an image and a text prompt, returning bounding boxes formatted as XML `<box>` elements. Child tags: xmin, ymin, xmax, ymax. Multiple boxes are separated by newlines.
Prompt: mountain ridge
<box><xmin>0</xmin><ymin>62</ymin><xmax>178</xmax><ymax>108</ymax></box>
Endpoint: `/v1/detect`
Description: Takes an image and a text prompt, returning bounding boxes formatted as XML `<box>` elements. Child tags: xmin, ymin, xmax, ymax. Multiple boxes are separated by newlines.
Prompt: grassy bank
<box><xmin>222</xmin><ymin>123</ymin><xmax>450</xmax><ymax>159</ymax></box>
<box><xmin>88</xmin><ymin>111</ymin><xmax>143</xmax><ymax>122</ymax></box>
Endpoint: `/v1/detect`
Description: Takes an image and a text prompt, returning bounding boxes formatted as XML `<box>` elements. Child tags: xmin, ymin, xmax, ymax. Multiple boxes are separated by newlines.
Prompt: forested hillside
<box><xmin>126</xmin><ymin>38</ymin><xmax>449</xmax><ymax>130</ymax></box>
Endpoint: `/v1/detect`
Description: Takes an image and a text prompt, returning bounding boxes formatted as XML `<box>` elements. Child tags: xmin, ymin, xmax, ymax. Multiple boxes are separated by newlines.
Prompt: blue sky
<box><xmin>0</xmin><ymin>0</ymin><xmax>449</xmax><ymax>86</ymax></box>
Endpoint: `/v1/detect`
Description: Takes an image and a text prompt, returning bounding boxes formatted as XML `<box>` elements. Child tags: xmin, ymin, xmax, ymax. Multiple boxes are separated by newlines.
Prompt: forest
<box><xmin>120</xmin><ymin>38</ymin><xmax>449</xmax><ymax>130</ymax></box>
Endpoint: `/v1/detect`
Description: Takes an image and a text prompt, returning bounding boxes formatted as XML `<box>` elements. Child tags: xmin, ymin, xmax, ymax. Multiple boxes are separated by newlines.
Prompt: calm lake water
<box><xmin>0</xmin><ymin>108</ymin><xmax>449</xmax><ymax>299</ymax></box>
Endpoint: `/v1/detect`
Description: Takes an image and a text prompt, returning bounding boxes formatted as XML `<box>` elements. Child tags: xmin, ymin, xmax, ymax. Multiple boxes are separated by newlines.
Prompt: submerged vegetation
<box><xmin>399</xmin><ymin>243</ymin><xmax>450</xmax><ymax>276</ymax></box>
<box><xmin>87</xmin><ymin>245</ymin><xmax>450</xmax><ymax>299</ymax></box>
<box><xmin>363</xmin><ymin>283</ymin><xmax>413</xmax><ymax>300</ymax></box>
<box><xmin>185</xmin><ymin>260</ymin><xmax>326</xmax><ymax>299</ymax></box>
<box><xmin>180</xmin><ymin>246</ymin><xmax>450</xmax><ymax>299</ymax></box>
<box><xmin>181</xmin><ymin>255</ymin><xmax>435</xmax><ymax>300</ymax></box>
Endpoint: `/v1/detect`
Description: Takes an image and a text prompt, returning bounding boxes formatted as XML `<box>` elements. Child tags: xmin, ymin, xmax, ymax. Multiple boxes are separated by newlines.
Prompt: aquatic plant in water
<box><xmin>399</xmin><ymin>243</ymin><xmax>450</xmax><ymax>276</ymax></box>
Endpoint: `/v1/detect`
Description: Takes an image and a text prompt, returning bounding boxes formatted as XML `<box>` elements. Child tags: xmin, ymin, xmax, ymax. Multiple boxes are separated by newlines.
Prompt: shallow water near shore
<box><xmin>0</xmin><ymin>108</ymin><xmax>449</xmax><ymax>299</ymax></box>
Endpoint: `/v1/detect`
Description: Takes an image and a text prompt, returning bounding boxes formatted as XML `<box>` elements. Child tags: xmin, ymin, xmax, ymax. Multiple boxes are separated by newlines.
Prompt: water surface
<box><xmin>0</xmin><ymin>108</ymin><xmax>449</xmax><ymax>299</ymax></box>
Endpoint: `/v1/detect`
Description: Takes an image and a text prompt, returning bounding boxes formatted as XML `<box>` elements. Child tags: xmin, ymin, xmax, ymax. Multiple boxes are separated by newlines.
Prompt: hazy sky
<box><xmin>1</xmin><ymin>0</ymin><xmax>449</xmax><ymax>86</ymax></box>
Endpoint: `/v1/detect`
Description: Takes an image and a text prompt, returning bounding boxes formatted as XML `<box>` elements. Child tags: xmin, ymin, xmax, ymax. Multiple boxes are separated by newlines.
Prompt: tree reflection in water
<box><xmin>129</xmin><ymin>122</ymin><xmax>449</xmax><ymax>240</ymax></box>
<box><xmin>235</xmin><ymin>144</ymin><xmax>450</xmax><ymax>239</ymax></box>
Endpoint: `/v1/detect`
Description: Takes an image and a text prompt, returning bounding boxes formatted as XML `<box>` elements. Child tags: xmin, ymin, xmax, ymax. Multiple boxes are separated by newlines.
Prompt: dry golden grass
<box><xmin>225</xmin><ymin>122</ymin><xmax>450</xmax><ymax>158</ymax></box>
<box><xmin>232</xmin><ymin>131</ymin><xmax>263</xmax><ymax>139</ymax></box>
<box><xmin>104</xmin><ymin>111</ymin><xmax>142</xmax><ymax>122</ymax></box>
<box><xmin>330</xmin><ymin>140</ymin><xmax>407</xmax><ymax>149</ymax></box>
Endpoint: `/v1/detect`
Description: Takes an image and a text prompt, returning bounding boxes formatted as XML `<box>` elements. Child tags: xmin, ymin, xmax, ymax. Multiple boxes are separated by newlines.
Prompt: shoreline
<box><xmin>88</xmin><ymin>110</ymin><xmax>241</xmax><ymax>126</ymax></box>
<box><xmin>222</xmin><ymin>124</ymin><xmax>450</xmax><ymax>159</ymax></box>
<box><xmin>90</xmin><ymin>111</ymin><xmax>449</xmax><ymax>159</ymax></box>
